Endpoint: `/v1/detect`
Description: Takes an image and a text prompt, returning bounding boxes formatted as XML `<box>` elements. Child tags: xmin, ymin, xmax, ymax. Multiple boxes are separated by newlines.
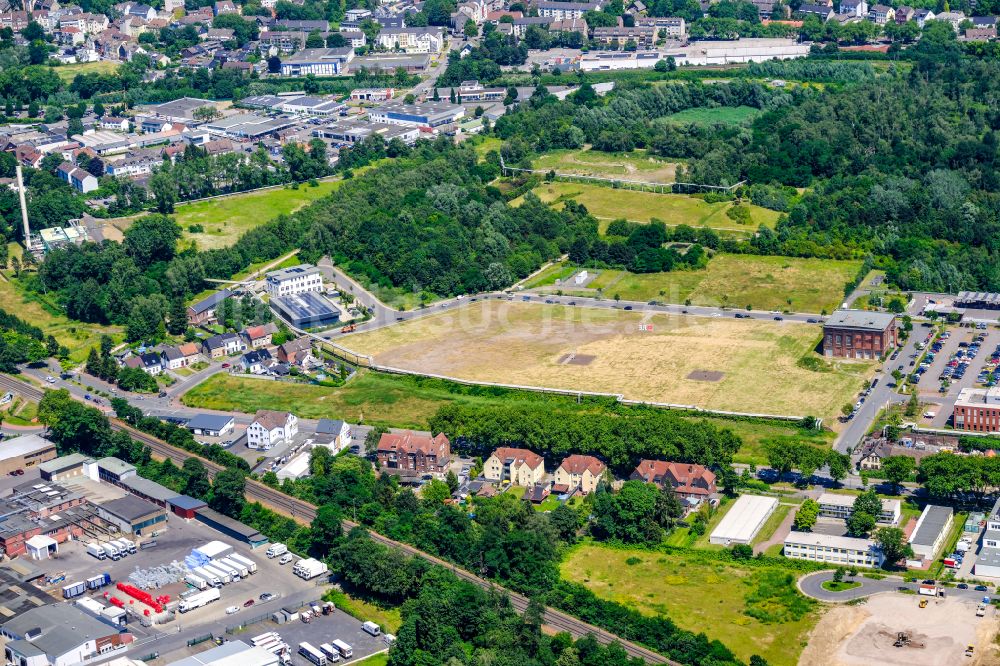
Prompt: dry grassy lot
<box><xmin>344</xmin><ymin>301</ymin><xmax>870</xmax><ymax>418</ymax></box>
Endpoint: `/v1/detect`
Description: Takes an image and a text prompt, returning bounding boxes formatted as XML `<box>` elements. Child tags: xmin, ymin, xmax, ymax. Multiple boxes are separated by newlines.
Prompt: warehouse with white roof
<box><xmin>709</xmin><ymin>494</ymin><xmax>779</xmax><ymax>545</ymax></box>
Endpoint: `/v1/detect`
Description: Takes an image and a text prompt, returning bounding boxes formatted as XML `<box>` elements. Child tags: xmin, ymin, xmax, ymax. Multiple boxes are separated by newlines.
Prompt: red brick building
<box><xmin>822</xmin><ymin>310</ymin><xmax>898</xmax><ymax>359</ymax></box>
<box><xmin>954</xmin><ymin>387</ymin><xmax>1000</xmax><ymax>433</ymax></box>
<box><xmin>630</xmin><ymin>460</ymin><xmax>717</xmax><ymax>500</ymax></box>
<box><xmin>376</xmin><ymin>431</ymin><xmax>451</xmax><ymax>475</ymax></box>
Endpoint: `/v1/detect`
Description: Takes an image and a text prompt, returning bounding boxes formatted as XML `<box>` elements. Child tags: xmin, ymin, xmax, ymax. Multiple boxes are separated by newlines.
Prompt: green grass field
<box><xmin>661</xmin><ymin>106</ymin><xmax>762</xmax><ymax>126</ymax></box>
<box><xmin>178</xmin><ymin>181</ymin><xmax>343</xmax><ymax>250</ymax></box>
<box><xmin>549</xmin><ymin>255</ymin><xmax>861</xmax><ymax>314</ymax></box>
<box><xmin>561</xmin><ymin>544</ymin><xmax>822</xmax><ymax>666</ymax></box>
<box><xmin>720</xmin><ymin>418</ymin><xmax>834</xmax><ymax>466</ymax></box>
<box><xmin>51</xmin><ymin>61</ymin><xmax>119</xmax><ymax>82</ymax></box>
<box><xmin>0</xmin><ymin>272</ymin><xmax>123</xmax><ymax>365</ymax></box>
<box><xmin>532</xmin><ymin>148</ymin><xmax>680</xmax><ymax>183</ymax></box>
<box><xmin>519</xmin><ymin>182</ymin><xmax>780</xmax><ymax>232</ymax></box>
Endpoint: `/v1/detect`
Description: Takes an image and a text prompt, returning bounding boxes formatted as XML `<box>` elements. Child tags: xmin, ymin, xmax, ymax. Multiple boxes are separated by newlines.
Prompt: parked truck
<box><xmin>101</xmin><ymin>543</ymin><xmax>120</xmax><ymax>560</ymax></box>
<box><xmin>178</xmin><ymin>587</ymin><xmax>221</xmax><ymax>613</ymax></box>
<box><xmin>293</xmin><ymin>558</ymin><xmax>328</xmax><ymax>580</ymax></box>
<box><xmin>212</xmin><ymin>560</ymin><xmax>240</xmax><ymax>581</ymax></box>
<box><xmin>86</xmin><ymin>573</ymin><xmax>111</xmax><ymax>589</ymax></box>
<box><xmin>266</xmin><ymin>543</ymin><xmax>288</xmax><ymax>559</ymax></box>
<box><xmin>185</xmin><ymin>574</ymin><xmax>208</xmax><ymax>591</ymax></box>
<box><xmin>229</xmin><ymin>553</ymin><xmax>257</xmax><ymax>574</ymax></box>
<box><xmin>918</xmin><ymin>584</ymin><xmax>938</xmax><ymax>597</ymax></box>
<box><xmin>221</xmin><ymin>557</ymin><xmax>249</xmax><ymax>578</ymax></box>
<box><xmin>62</xmin><ymin>581</ymin><xmax>86</xmax><ymax>599</ymax></box>
<box><xmin>202</xmin><ymin>564</ymin><xmax>232</xmax><ymax>584</ymax></box>
<box><xmin>117</xmin><ymin>538</ymin><xmax>136</xmax><ymax>554</ymax></box>
<box><xmin>194</xmin><ymin>566</ymin><xmax>222</xmax><ymax>587</ymax></box>
<box><xmin>86</xmin><ymin>543</ymin><xmax>106</xmax><ymax>560</ymax></box>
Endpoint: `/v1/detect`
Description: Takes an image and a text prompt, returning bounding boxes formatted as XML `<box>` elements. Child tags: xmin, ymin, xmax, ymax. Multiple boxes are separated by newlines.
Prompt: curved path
<box><xmin>799</xmin><ymin>571</ymin><xmax>993</xmax><ymax>603</ymax></box>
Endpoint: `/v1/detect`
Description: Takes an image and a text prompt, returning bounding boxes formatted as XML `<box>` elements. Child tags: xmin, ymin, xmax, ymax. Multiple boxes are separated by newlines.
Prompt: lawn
<box><xmin>532</xmin><ymin>147</ymin><xmax>680</xmax><ymax>183</ymax></box>
<box><xmin>324</xmin><ymin>589</ymin><xmax>402</xmax><ymax>633</ymax></box>
<box><xmin>720</xmin><ymin>418</ymin><xmax>834</xmax><ymax>467</ymax></box>
<box><xmin>561</xmin><ymin>544</ymin><xmax>822</xmax><ymax>666</ymax></box>
<box><xmin>178</xmin><ymin>180</ymin><xmax>343</xmax><ymax>250</ymax></box>
<box><xmin>182</xmin><ymin>370</ymin><xmax>604</xmax><ymax>429</ymax></box>
<box><xmin>3</xmin><ymin>397</ymin><xmax>38</xmax><ymax>426</ymax></box>
<box><xmin>518</xmin><ymin>182</ymin><xmax>780</xmax><ymax>232</ymax></box>
<box><xmin>473</xmin><ymin>136</ymin><xmax>502</xmax><ymax>159</ymax></box>
<box><xmin>521</xmin><ymin>262</ymin><xmax>580</xmax><ymax>289</ymax></box>
<box><xmin>661</xmin><ymin>105</ymin><xmax>762</xmax><ymax>126</ymax></box>
<box><xmin>821</xmin><ymin>580</ymin><xmax>862</xmax><ymax>592</ymax></box>
<box><xmin>0</xmin><ymin>272</ymin><xmax>123</xmax><ymax>365</ymax></box>
<box><xmin>343</xmin><ymin>300</ymin><xmax>872</xmax><ymax>419</ymax></box>
<box><xmin>542</xmin><ymin>255</ymin><xmax>862</xmax><ymax>315</ymax></box>
<box><xmin>752</xmin><ymin>504</ymin><xmax>793</xmax><ymax>547</ymax></box>
<box><xmin>51</xmin><ymin>61</ymin><xmax>119</xmax><ymax>82</ymax></box>
<box><xmin>354</xmin><ymin>654</ymin><xmax>389</xmax><ymax>666</ymax></box>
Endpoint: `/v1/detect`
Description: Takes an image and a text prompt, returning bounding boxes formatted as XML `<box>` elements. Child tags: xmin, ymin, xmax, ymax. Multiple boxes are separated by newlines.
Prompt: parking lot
<box><xmin>913</xmin><ymin>326</ymin><xmax>996</xmax><ymax>428</ymax></box>
<box><xmin>163</xmin><ymin>606</ymin><xmax>390</xmax><ymax>666</ymax></box>
<box><xmin>30</xmin><ymin>504</ymin><xmax>319</xmax><ymax>630</ymax></box>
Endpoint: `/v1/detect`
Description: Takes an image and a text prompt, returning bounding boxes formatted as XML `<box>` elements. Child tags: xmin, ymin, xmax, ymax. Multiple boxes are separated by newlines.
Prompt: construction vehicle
<box><xmin>919</xmin><ymin>599</ymin><xmax>928</xmax><ymax>608</ymax></box>
<box><xmin>340</xmin><ymin>324</ymin><xmax>356</xmax><ymax>333</ymax></box>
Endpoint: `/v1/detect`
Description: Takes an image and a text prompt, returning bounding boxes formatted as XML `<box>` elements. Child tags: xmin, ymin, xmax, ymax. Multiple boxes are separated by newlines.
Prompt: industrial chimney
<box><xmin>15</xmin><ymin>165</ymin><xmax>30</xmax><ymax>253</ymax></box>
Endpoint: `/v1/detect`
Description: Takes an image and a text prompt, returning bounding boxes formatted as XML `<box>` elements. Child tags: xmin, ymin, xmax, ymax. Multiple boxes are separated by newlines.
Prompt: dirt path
<box><xmin>798</xmin><ymin>605</ymin><xmax>870</xmax><ymax>666</ymax></box>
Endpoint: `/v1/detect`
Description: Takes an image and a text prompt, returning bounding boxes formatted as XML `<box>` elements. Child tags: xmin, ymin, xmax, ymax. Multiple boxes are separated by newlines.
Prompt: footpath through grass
<box><xmin>519</xmin><ymin>182</ymin><xmax>781</xmax><ymax>231</ymax></box>
<box><xmin>561</xmin><ymin>543</ymin><xmax>822</xmax><ymax>666</ymax></box>
<box><xmin>178</xmin><ymin>180</ymin><xmax>343</xmax><ymax>250</ymax></box>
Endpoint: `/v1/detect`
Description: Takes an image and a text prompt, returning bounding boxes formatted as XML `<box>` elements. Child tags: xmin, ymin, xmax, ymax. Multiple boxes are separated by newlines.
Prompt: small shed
<box><xmin>168</xmin><ymin>495</ymin><xmax>207</xmax><ymax>519</ymax></box>
<box><xmin>25</xmin><ymin>535</ymin><xmax>57</xmax><ymax>560</ymax></box>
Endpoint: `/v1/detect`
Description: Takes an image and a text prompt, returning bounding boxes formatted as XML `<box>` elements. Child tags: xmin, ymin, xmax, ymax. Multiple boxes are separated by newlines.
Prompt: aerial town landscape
<box><xmin>0</xmin><ymin>0</ymin><xmax>999</xmax><ymax>664</ymax></box>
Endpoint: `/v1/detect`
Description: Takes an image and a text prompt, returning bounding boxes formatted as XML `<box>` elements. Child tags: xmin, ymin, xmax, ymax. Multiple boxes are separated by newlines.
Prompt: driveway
<box><xmin>799</xmin><ymin>571</ymin><xmax>994</xmax><ymax>603</ymax></box>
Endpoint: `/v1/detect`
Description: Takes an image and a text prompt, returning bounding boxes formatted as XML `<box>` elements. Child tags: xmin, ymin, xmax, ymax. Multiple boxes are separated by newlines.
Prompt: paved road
<box><xmin>799</xmin><ymin>570</ymin><xmax>995</xmax><ymax>603</ymax></box>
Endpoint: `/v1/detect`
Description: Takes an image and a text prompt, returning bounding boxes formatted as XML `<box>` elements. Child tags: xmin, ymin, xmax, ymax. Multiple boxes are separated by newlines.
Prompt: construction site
<box><xmin>799</xmin><ymin>594</ymin><xmax>1000</xmax><ymax>666</ymax></box>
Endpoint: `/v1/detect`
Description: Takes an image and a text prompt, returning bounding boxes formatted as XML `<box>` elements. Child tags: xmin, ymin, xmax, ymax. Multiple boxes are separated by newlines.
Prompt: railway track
<box><xmin>0</xmin><ymin>374</ymin><xmax>674</xmax><ymax>665</ymax></box>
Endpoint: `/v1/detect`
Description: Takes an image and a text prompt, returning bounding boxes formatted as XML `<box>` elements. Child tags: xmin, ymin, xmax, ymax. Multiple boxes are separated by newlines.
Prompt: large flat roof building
<box><xmin>709</xmin><ymin>494</ymin><xmax>778</xmax><ymax>545</ymax></box>
<box><xmin>271</xmin><ymin>291</ymin><xmax>341</xmax><ymax>329</ymax></box>
<box><xmin>265</xmin><ymin>263</ymin><xmax>323</xmax><ymax>298</ymax></box>
<box><xmin>368</xmin><ymin>101</ymin><xmax>465</xmax><ymax>129</ymax></box>
<box><xmin>823</xmin><ymin>309</ymin><xmax>897</xmax><ymax>359</ymax></box>
<box><xmin>784</xmin><ymin>531</ymin><xmax>883</xmax><ymax>568</ymax></box>
<box><xmin>168</xmin><ymin>639</ymin><xmax>280</xmax><ymax>666</ymax></box>
<box><xmin>280</xmin><ymin>47</ymin><xmax>354</xmax><ymax>76</ymax></box>
<box><xmin>2</xmin><ymin>603</ymin><xmax>132</xmax><ymax>666</ymax></box>
<box><xmin>817</xmin><ymin>492</ymin><xmax>901</xmax><ymax>525</ymax></box>
<box><xmin>909</xmin><ymin>504</ymin><xmax>953</xmax><ymax>562</ymax></box>
<box><xmin>953</xmin><ymin>386</ymin><xmax>1000</xmax><ymax>433</ymax></box>
<box><xmin>0</xmin><ymin>434</ymin><xmax>57</xmax><ymax>475</ymax></box>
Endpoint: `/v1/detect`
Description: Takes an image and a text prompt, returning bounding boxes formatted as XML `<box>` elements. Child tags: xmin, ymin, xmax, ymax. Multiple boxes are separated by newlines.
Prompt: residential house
<box><xmin>265</xmin><ymin>263</ymin><xmax>323</xmax><ymax>297</ymax></box>
<box><xmin>797</xmin><ymin>3</ymin><xmax>834</xmax><ymax>19</ymax></box>
<box><xmin>549</xmin><ymin>17</ymin><xmax>588</xmax><ymax>36</ymax></box>
<box><xmin>630</xmin><ymin>460</ymin><xmax>717</xmax><ymax>500</ymax></box>
<box><xmin>201</xmin><ymin>332</ymin><xmax>245</xmax><ymax>358</ymax></box>
<box><xmin>315</xmin><ymin>418</ymin><xmax>351</xmax><ymax>450</ymax></box>
<box><xmin>240</xmin><ymin>348</ymin><xmax>272</xmax><ymax>374</ymax></box>
<box><xmin>56</xmin><ymin>162</ymin><xmax>98</xmax><ymax>193</ymax></box>
<box><xmin>123</xmin><ymin>352</ymin><xmax>162</xmax><ymax>376</ymax></box>
<box><xmin>837</xmin><ymin>0</ymin><xmax>867</xmax><ymax>17</ymax></box>
<box><xmin>259</xmin><ymin>30</ymin><xmax>306</xmax><ymax>53</ymax></box>
<box><xmin>855</xmin><ymin>437</ymin><xmax>893</xmax><ymax>471</ymax></box>
<box><xmin>635</xmin><ymin>15</ymin><xmax>685</xmax><ymax>37</ymax></box>
<box><xmin>376</xmin><ymin>431</ymin><xmax>451</xmax><ymax>475</ymax></box>
<box><xmin>375</xmin><ymin>27</ymin><xmax>444</xmax><ymax>53</ymax></box>
<box><xmin>105</xmin><ymin>150</ymin><xmax>160</xmax><ymax>178</ymax></box>
<box><xmin>240</xmin><ymin>323</ymin><xmax>276</xmax><ymax>349</ymax></box>
<box><xmin>246</xmin><ymin>410</ymin><xmax>298</xmax><ymax>449</ymax></box>
<box><xmin>160</xmin><ymin>343</ymin><xmax>200</xmax><ymax>370</ymax></box>
<box><xmin>120</xmin><ymin>2</ymin><xmax>157</xmax><ymax>19</ymax></box>
<box><xmin>187</xmin><ymin>288</ymin><xmax>231</xmax><ymax>325</ymax></box>
<box><xmin>553</xmin><ymin>454</ymin><xmax>606</xmax><ymax>495</ymax></box>
<box><xmin>536</xmin><ymin>0</ymin><xmax>602</xmax><ymax>19</ymax></box>
<box><xmin>98</xmin><ymin>116</ymin><xmax>130</xmax><ymax>131</ymax></box>
<box><xmin>276</xmin><ymin>337</ymin><xmax>313</xmax><ymax>365</ymax></box>
<box><xmin>893</xmin><ymin>5</ymin><xmax>914</xmax><ymax>23</ymax></box>
<box><xmin>936</xmin><ymin>10</ymin><xmax>966</xmax><ymax>30</ymax></box>
<box><xmin>483</xmin><ymin>447</ymin><xmax>545</xmax><ymax>486</ymax></box>
<box><xmin>867</xmin><ymin>4</ymin><xmax>894</xmax><ymax>24</ymax></box>
<box><xmin>214</xmin><ymin>0</ymin><xmax>238</xmax><ymax>14</ymax></box>
<box><xmin>592</xmin><ymin>21</ymin><xmax>656</xmax><ymax>47</ymax></box>
<box><xmin>965</xmin><ymin>25</ymin><xmax>996</xmax><ymax>40</ymax></box>
<box><xmin>913</xmin><ymin>8</ymin><xmax>935</xmax><ymax>26</ymax></box>
<box><xmin>2</xmin><ymin>604</ymin><xmax>133</xmax><ymax>666</ymax></box>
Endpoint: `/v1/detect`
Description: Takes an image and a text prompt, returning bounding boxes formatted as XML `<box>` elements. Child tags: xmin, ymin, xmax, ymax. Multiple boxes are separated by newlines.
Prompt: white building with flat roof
<box><xmin>817</xmin><ymin>493</ymin><xmax>901</xmax><ymax>525</ymax></box>
<box><xmin>783</xmin><ymin>531</ymin><xmax>883</xmax><ymax>568</ymax></box>
<box><xmin>709</xmin><ymin>494</ymin><xmax>778</xmax><ymax>545</ymax></box>
<box><xmin>265</xmin><ymin>263</ymin><xmax>323</xmax><ymax>297</ymax></box>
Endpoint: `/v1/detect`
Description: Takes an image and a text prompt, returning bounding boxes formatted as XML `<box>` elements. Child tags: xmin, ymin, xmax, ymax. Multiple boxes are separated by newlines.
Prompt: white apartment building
<box><xmin>246</xmin><ymin>410</ymin><xmax>299</xmax><ymax>450</ymax></box>
<box><xmin>264</xmin><ymin>264</ymin><xmax>324</xmax><ymax>297</ymax></box>
<box><xmin>375</xmin><ymin>28</ymin><xmax>444</xmax><ymax>53</ymax></box>
<box><xmin>783</xmin><ymin>531</ymin><xmax>884</xmax><ymax>568</ymax></box>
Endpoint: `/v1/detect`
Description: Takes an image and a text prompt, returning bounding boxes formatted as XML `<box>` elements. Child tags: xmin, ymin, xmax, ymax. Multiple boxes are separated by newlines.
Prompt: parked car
<box><xmin>225</xmin><ymin>606</ymin><xmax>240</xmax><ymax>615</ymax></box>
<box><xmin>259</xmin><ymin>592</ymin><xmax>276</xmax><ymax>601</ymax></box>
<box><xmin>958</xmin><ymin>583</ymin><xmax>969</xmax><ymax>589</ymax></box>
<box><xmin>243</xmin><ymin>599</ymin><xmax>255</xmax><ymax>607</ymax></box>
<box><xmin>221</xmin><ymin>363</ymin><xmax>229</xmax><ymax>368</ymax></box>
<box><xmin>976</xmin><ymin>585</ymin><xmax>989</xmax><ymax>591</ymax></box>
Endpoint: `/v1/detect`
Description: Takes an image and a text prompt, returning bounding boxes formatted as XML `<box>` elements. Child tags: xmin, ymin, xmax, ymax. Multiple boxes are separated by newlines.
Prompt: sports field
<box><xmin>343</xmin><ymin>301</ymin><xmax>870</xmax><ymax>418</ymax></box>
<box><xmin>532</xmin><ymin>148</ymin><xmax>680</xmax><ymax>183</ymax></box>
<box><xmin>519</xmin><ymin>182</ymin><xmax>781</xmax><ymax>231</ymax></box>
<box><xmin>661</xmin><ymin>105</ymin><xmax>762</xmax><ymax>126</ymax></box>
<box><xmin>579</xmin><ymin>255</ymin><xmax>862</xmax><ymax>314</ymax></box>
<box><xmin>561</xmin><ymin>544</ymin><xmax>822</xmax><ymax>666</ymax></box>
<box><xmin>178</xmin><ymin>180</ymin><xmax>342</xmax><ymax>250</ymax></box>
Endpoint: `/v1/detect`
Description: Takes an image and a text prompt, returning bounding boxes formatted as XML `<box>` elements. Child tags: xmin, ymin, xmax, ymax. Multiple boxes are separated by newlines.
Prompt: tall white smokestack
<box><xmin>15</xmin><ymin>165</ymin><xmax>29</xmax><ymax>251</ymax></box>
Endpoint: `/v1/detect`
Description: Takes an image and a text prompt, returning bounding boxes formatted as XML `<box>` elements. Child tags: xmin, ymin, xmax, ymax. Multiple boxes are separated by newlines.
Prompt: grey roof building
<box><xmin>910</xmin><ymin>504</ymin><xmax>953</xmax><ymax>561</ymax></box>
<box><xmin>2</xmin><ymin>604</ymin><xmax>129</xmax><ymax>665</ymax></box>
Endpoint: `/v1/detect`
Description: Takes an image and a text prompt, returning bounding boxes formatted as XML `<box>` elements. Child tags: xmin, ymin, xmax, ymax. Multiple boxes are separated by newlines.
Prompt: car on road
<box><xmin>243</xmin><ymin>599</ymin><xmax>255</xmax><ymax>607</ymax></box>
<box><xmin>975</xmin><ymin>585</ymin><xmax>989</xmax><ymax>591</ymax></box>
<box><xmin>774</xmin><ymin>316</ymin><xmax>784</xmax><ymax>321</ymax></box>
<box><xmin>84</xmin><ymin>394</ymin><xmax>91</xmax><ymax>400</ymax></box>
<box><xmin>221</xmin><ymin>363</ymin><xmax>229</xmax><ymax>368</ymax></box>
<box><xmin>958</xmin><ymin>583</ymin><xmax>969</xmax><ymax>589</ymax></box>
<box><xmin>45</xmin><ymin>376</ymin><xmax>55</xmax><ymax>383</ymax></box>
<box><xmin>735</xmin><ymin>313</ymin><xmax>749</xmax><ymax>318</ymax></box>
<box><xmin>260</xmin><ymin>592</ymin><xmax>276</xmax><ymax>601</ymax></box>
<box><xmin>545</xmin><ymin>299</ymin><xmax>554</xmax><ymax>304</ymax></box>
<box><xmin>711</xmin><ymin>313</ymin><xmax>720</xmax><ymax>317</ymax></box>
<box><xmin>567</xmin><ymin>301</ymin><xmax>576</xmax><ymax>306</ymax></box>
<box><xmin>225</xmin><ymin>606</ymin><xmax>240</xmax><ymax>615</ymax></box>
<box><xmin>623</xmin><ymin>305</ymin><xmax>633</xmax><ymax>311</ymax></box>
<box><xmin>158</xmin><ymin>391</ymin><xmax>167</xmax><ymax>398</ymax></box>
<box><xmin>806</xmin><ymin>318</ymin><xmax>818</xmax><ymax>323</ymax></box>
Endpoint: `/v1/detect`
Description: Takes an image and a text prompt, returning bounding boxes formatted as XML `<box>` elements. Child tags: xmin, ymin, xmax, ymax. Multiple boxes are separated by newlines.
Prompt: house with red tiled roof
<box><xmin>240</xmin><ymin>322</ymin><xmax>276</xmax><ymax>349</ymax></box>
<box><xmin>484</xmin><ymin>447</ymin><xmax>545</xmax><ymax>486</ymax></box>
<box><xmin>553</xmin><ymin>454</ymin><xmax>606</xmax><ymax>495</ymax></box>
<box><xmin>376</xmin><ymin>430</ymin><xmax>451</xmax><ymax>475</ymax></box>
<box><xmin>631</xmin><ymin>460</ymin><xmax>716</xmax><ymax>500</ymax></box>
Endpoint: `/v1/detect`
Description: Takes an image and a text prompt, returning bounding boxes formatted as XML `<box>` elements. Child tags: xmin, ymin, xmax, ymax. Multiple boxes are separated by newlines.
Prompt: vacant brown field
<box><xmin>345</xmin><ymin>301</ymin><xmax>870</xmax><ymax>417</ymax></box>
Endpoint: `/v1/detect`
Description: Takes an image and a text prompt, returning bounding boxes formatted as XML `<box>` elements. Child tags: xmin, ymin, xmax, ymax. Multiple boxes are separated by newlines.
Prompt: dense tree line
<box><xmin>429</xmin><ymin>402</ymin><xmax>742</xmax><ymax>470</ymax></box>
<box><xmin>0</xmin><ymin>306</ymin><xmax>49</xmax><ymax>372</ymax></box>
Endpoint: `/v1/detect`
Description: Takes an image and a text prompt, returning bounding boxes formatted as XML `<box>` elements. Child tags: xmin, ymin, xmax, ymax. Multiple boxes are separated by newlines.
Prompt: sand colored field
<box><xmin>345</xmin><ymin>301</ymin><xmax>870</xmax><ymax>418</ymax></box>
<box><xmin>799</xmin><ymin>594</ymin><xmax>1000</xmax><ymax>666</ymax></box>
<box><xmin>532</xmin><ymin>148</ymin><xmax>680</xmax><ymax>183</ymax></box>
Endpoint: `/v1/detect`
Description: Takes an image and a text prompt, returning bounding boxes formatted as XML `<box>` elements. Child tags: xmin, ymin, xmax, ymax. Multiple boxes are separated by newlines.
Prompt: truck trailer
<box><xmin>178</xmin><ymin>587</ymin><xmax>221</xmax><ymax>613</ymax></box>
<box><xmin>185</xmin><ymin>574</ymin><xmax>208</xmax><ymax>590</ymax></box>
<box><xmin>102</xmin><ymin>543</ymin><xmax>120</xmax><ymax>560</ymax></box>
<box><xmin>293</xmin><ymin>558</ymin><xmax>328</xmax><ymax>580</ymax></box>
<box><xmin>86</xmin><ymin>543</ymin><xmax>106</xmax><ymax>560</ymax></box>
<box><xmin>229</xmin><ymin>553</ymin><xmax>257</xmax><ymax>574</ymax></box>
<box><xmin>266</xmin><ymin>543</ymin><xmax>288</xmax><ymax>559</ymax></box>
<box><xmin>220</xmin><ymin>557</ymin><xmax>249</xmax><ymax>578</ymax></box>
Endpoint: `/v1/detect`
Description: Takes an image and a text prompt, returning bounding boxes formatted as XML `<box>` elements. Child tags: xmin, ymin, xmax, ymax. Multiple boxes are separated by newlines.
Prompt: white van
<box><xmin>362</xmin><ymin>621</ymin><xmax>381</xmax><ymax>637</ymax></box>
<box><xmin>278</xmin><ymin>553</ymin><xmax>293</xmax><ymax>565</ymax></box>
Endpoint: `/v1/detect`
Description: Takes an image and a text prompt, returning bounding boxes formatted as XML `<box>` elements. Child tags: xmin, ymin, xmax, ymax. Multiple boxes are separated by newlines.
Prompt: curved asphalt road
<box><xmin>799</xmin><ymin>571</ymin><xmax>995</xmax><ymax>602</ymax></box>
